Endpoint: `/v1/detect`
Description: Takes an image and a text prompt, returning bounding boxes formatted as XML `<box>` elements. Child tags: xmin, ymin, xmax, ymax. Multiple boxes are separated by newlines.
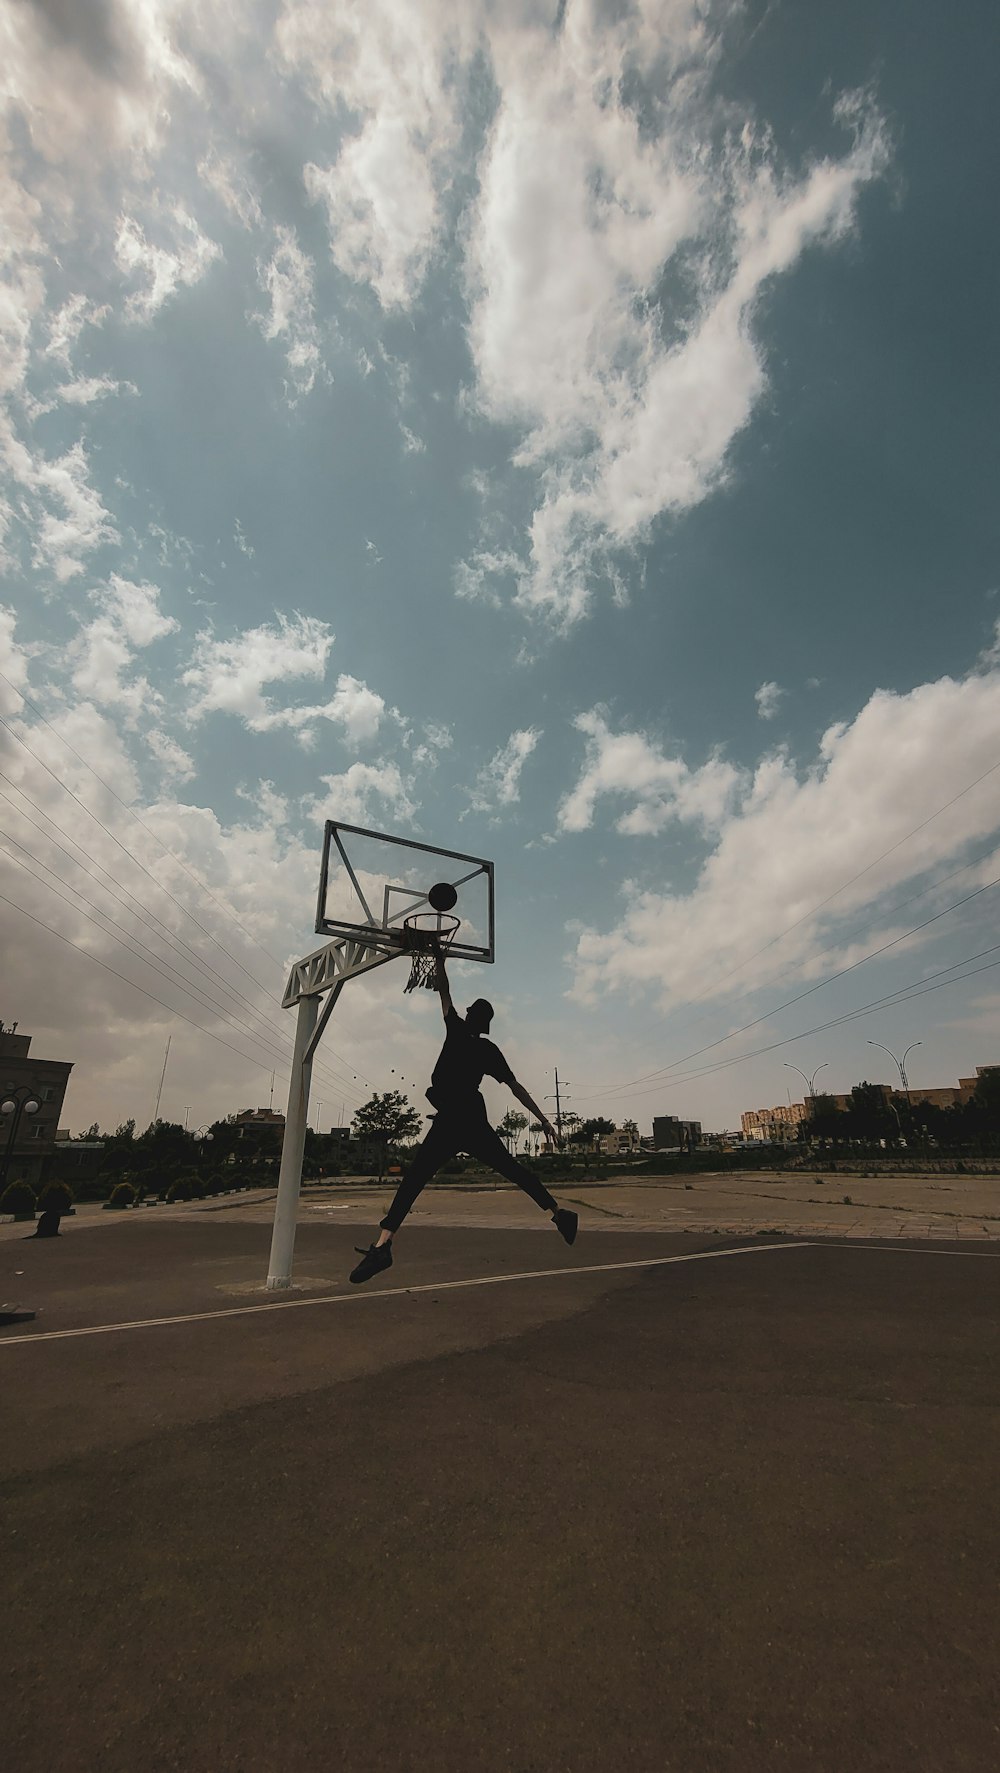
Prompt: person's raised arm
<box><xmin>508</xmin><ymin>1078</ymin><xmax>559</xmax><ymax>1146</ymax></box>
<box><xmin>434</xmin><ymin>954</ymin><xmax>453</xmax><ymax>1021</ymax></box>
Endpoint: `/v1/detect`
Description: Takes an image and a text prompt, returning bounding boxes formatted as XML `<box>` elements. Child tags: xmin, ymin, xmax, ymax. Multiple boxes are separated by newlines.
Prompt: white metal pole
<box><xmin>267</xmin><ymin>993</ymin><xmax>319</xmax><ymax>1290</ymax></box>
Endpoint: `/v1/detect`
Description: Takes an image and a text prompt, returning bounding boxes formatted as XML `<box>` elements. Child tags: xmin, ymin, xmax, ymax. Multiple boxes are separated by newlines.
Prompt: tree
<box><xmin>580</xmin><ymin>1117</ymin><xmax>615</xmax><ymax>1148</ymax></box>
<box><xmin>529</xmin><ymin>1119</ymin><xmax>549</xmax><ymax>1154</ymax></box>
<box><xmin>499</xmin><ymin>1110</ymin><xmax>528</xmax><ymax>1152</ymax></box>
<box><xmin>846</xmin><ymin>1081</ymin><xmax>896</xmax><ymax>1145</ymax></box>
<box><xmin>352</xmin><ymin>1091</ymin><xmax>423</xmax><ymax>1144</ymax></box>
<box><xmin>806</xmin><ymin>1093</ymin><xmax>842</xmax><ymax>1143</ymax></box>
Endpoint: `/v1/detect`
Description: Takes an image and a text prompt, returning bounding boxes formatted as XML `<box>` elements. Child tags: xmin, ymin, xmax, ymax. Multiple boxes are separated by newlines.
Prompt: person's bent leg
<box><xmin>377</xmin><ymin>1117</ymin><xmax>455</xmax><ymax>1238</ymax></box>
<box><xmin>466</xmin><ymin>1122</ymin><xmax>559</xmax><ymax>1216</ymax></box>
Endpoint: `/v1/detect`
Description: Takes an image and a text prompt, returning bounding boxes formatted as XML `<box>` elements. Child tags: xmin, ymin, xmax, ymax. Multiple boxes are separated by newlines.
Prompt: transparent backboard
<box><xmin>316</xmin><ymin>822</ymin><xmax>494</xmax><ymax>964</ymax></box>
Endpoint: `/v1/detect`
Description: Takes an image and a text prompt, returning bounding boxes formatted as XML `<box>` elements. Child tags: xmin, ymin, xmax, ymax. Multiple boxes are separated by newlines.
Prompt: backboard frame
<box><xmin>315</xmin><ymin>821</ymin><xmax>495</xmax><ymax>964</ymax></box>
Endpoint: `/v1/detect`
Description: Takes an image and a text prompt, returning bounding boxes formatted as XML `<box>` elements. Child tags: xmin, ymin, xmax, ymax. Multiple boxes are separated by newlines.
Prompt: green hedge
<box><xmin>1</xmin><ymin>1180</ymin><xmax>36</xmax><ymax>1217</ymax></box>
<box><xmin>38</xmin><ymin>1179</ymin><xmax>75</xmax><ymax>1214</ymax></box>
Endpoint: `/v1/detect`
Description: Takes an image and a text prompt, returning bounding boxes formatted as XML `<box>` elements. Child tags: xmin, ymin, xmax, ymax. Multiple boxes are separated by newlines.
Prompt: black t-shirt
<box><xmin>428</xmin><ymin>1007</ymin><xmax>516</xmax><ymax>1112</ymax></box>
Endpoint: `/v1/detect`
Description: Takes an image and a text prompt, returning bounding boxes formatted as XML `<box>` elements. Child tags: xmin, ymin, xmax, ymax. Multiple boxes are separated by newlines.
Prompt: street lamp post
<box><xmin>866</xmin><ymin>1040</ymin><xmax>921</xmax><ymax>1145</ymax></box>
<box><xmin>867</xmin><ymin>1040</ymin><xmax>921</xmax><ymax>1093</ymax></box>
<box><xmin>1</xmin><ymin>1087</ymin><xmax>41</xmax><ymax>1191</ymax></box>
<box><xmin>783</xmin><ymin>1062</ymin><xmax>828</xmax><ymax>1142</ymax></box>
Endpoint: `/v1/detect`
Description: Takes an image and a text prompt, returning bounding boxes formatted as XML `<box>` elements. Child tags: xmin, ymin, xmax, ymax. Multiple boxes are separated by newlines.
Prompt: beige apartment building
<box><xmin>741</xmin><ymin>1102</ymin><xmax>809</xmax><ymax>1142</ymax></box>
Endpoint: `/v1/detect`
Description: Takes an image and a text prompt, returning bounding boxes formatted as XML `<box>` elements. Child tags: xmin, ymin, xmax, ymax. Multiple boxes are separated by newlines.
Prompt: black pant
<box><xmin>380</xmin><ymin>1105</ymin><xmax>559</xmax><ymax>1232</ymax></box>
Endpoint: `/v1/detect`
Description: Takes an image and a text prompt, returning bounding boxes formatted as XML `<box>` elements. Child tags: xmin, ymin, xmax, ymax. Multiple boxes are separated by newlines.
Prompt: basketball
<box><xmin>427</xmin><ymin>881</ymin><xmax>458</xmax><ymax>912</ymax></box>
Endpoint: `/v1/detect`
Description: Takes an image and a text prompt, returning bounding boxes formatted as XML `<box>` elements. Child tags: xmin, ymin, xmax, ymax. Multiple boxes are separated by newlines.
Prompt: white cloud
<box><xmin>68</xmin><ymin>576</ymin><xmax>178</xmax><ymax>722</ymax></box>
<box><xmin>755</xmin><ymin>680</ymin><xmax>784</xmax><ymax>720</ymax></box>
<box><xmin>198</xmin><ymin>151</ymin><xmax>263</xmax><ymax>230</ymax></box>
<box><xmin>568</xmin><ymin>658</ymin><xmax>1000</xmax><ymax>1010</ymax></box>
<box><xmin>31</xmin><ymin>441</ymin><xmax>121</xmax><ymax>581</ymax></box>
<box><xmin>253</xmin><ymin>674</ymin><xmax>387</xmax><ymax>749</ymax></box>
<box><xmin>284</xmin><ymin>0</ymin><xmax>478</xmax><ymax>309</ymax></box>
<box><xmin>182</xmin><ymin>613</ymin><xmax>335</xmax><ymax>724</ymax></box>
<box><xmin>461</xmin><ymin>15</ymin><xmax>890</xmax><ymax>628</ymax></box>
<box><xmin>1</xmin><ymin>0</ymin><xmax>201</xmax><ymax>171</ymax></box>
<box><xmin>311</xmin><ymin>760</ymin><xmax>416</xmax><ymax>826</ymax></box>
<box><xmin>558</xmin><ymin>709</ymin><xmax>745</xmax><ymax>837</ymax></box>
<box><xmin>253</xmin><ymin>225</ymin><xmax>323</xmax><ymax>398</ymax></box>
<box><xmin>181</xmin><ymin>616</ymin><xmax>386</xmax><ymax>748</ymax></box>
<box><xmin>115</xmin><ymin>207</ymin><xmax>221</xmax><ymax>321</ymax></box>
<box><xmin>468</xmin><ymin>728</ymin><xmax>542</xmax><ymax>814</ymax></box>
<box><xmin>44</xmin><ymin>294</ymin><xmax>111</xmax><ymax>366</ymax></box>
<box><xmin>0</xmin><ymin>603</ymin><xmax>32</xmax><ymax>715</ymax></box>
<box><xmin>145</xmin><ymin>727</ymin><xmax>196</xmax><ymax>785</ymax></box>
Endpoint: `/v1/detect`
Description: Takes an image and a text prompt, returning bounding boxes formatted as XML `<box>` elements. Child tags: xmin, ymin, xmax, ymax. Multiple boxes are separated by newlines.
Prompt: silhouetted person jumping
<box><xmin>350</xmin><ymin>957</ymin><xmax>577</xmax><ymax>1283</ymax></box>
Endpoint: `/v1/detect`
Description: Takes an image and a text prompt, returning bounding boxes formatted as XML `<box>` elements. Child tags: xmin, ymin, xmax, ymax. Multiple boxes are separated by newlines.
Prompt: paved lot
<box><xmin>2</xmin><ymin>1191</ymin><xmax>999</xmax><ymax>1771</ymax></box>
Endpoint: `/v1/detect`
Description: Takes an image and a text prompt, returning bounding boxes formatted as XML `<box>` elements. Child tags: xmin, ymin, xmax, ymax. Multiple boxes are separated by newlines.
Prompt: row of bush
<box><xmin>0</xmin><ymin>1170</ymin><xmax>278</xmax><ymax>1218</ymax></box>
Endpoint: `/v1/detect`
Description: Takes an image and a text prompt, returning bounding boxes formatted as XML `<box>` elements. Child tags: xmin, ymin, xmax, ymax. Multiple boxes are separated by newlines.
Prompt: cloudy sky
<box><xmin>2</xmin><ymin>0</ymin><xmax>999</xmax><ymax>1140</ymax></box>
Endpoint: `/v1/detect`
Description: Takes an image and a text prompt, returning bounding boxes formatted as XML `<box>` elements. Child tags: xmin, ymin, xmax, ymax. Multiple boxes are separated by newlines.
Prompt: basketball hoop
<box><xmin>401</xmin><ymin>911</ymin><xmax>460</xmax><ymax>993</ymax></box>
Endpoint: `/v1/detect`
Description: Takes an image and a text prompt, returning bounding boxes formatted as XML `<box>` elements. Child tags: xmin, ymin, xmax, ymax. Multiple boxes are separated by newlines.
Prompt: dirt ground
<box><xmin>2</xmin><ymin>1200</ymin><xmax>999</xmax><ymax>1772</ymax></box>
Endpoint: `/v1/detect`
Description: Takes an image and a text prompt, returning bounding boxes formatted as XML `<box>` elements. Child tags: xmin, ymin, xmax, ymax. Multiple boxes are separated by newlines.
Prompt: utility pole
<box><xmin>152</xmin><ymin>1036</ymin><xmax>171</xmax><ymax>1126</ymax></box>
<box><xmin>546</xmin><ymin>1068</ymin><xmax>569</xmax><ymax>1140</ymax></box>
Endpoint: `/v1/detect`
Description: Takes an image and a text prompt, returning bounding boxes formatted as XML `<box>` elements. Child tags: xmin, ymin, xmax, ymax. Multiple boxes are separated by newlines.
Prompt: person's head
<box><xmin>465</xmin><ymin>998</ymin><xmax>494</xmax><ymax>1036</ymax></box>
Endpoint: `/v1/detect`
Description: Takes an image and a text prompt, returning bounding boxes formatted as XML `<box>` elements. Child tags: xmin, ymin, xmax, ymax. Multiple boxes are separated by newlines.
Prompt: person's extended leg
<box><xmin>465</xmin><ymin>1121</ymin><xmax>576</xmax><ymax>1241</ymax></box>
<box><xmin>349</xmin><ymin>1116</ymin><xmax>458</xmax><ymax>1283</ymax></box>
<box><xmin>378</xmin><ymin>1114</ymin><xmax>456</xmax><ymax>1234</ymax></box>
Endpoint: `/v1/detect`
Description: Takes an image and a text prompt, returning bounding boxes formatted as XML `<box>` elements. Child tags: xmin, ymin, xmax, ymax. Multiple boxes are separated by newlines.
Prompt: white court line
<box><xmin>0</xmin><ymin>1240</ymin><xmax>810</xmax><ymax>1346</ymax></box>
<box><xmin>818</xmin><ymin>1241</ymin><xmax>1000</xmax><ymax>1257</ymax></box>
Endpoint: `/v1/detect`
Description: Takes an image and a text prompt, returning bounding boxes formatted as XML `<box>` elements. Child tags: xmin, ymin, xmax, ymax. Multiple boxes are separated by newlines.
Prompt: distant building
<box><xmin>741</xmin><ymin>1102</ymin><xmax>809</xmax><ymax>1142</ymax></box>
<box><xmin>741</xmin><ymin>1064</ymin><xmax>999</xmax><ymax>1136</ymax></box>
<box><xmin>234</xmin><ymin>1108</ymin><xmax>285</xmax><ymax>1127</ymax></box>
<box><xmin>652</xmin><ymin>1115</ymin><xmax>701</xmax><ymax>1150</ymax></box>
<box><xmin>599</xmin><ymin>1126</ymin><xmax>642</xmax><ymax>1156</ymax></box>
<box><xmin>0</xmin><ymin>1019</ymin><xmax>73</xmax><ymax>1190</ymax></box>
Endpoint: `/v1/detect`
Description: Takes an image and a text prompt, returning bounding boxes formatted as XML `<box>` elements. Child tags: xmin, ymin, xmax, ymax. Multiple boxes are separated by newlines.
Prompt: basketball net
<box><xmin>401</xmin><ymin>912</ymin><xmax>460</xmax><ymax>993</ymax></box>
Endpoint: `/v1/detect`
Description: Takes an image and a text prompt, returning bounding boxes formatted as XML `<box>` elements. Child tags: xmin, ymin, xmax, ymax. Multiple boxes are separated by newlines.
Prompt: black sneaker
<box><xmin>350</xmin><ymin>1242</ymin><xmax>393</xmax><ymax>1284</ymax></box>
<box><xmin>553</xmin><ymin>1208</ymin><xmax>578</xmax><ymax>1246</ymax></box>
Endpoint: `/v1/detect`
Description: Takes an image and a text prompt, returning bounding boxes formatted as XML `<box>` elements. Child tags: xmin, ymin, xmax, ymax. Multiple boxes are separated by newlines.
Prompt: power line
<box><xmin>660</xmin><ymin>753</ymin><xmax>1000</xmax><ymax>1009</ymax></box>
<box><xmin>581</xmin><ymin>871</ymin><xmax>1000</xmax><ymax>1099</ymax></box>
<box><xmin>0</xmin><ymin>703</ymin><xmax>291</xmax><ymax>996</ymax></box>
<box><xmin>0</xmin><ymin>768</ymin><xmax>374</xmax><ymax>1092</ymax></box>
<box><xmin>0</xmin><ymin>784</ymin><xmax>369</xmax><ymax>1099</ymax></box>
<box><xmin>588</xmin><ymin>828</ymin><xmax>1000</xmax><ymax>1088</ymax></box>
<box><xmin>0</xmin><ymin>835</ymin><xmax>366</xmax><ymax>1108</ymax></box>
<box><xmin>0</xmin><ymin>884</ymin><xmax>309</xmax><ymax>1086</ymax></box>
<box><xmin>578</xmin><ymin>944</ymin><xmax>1000</xmax><ymax>1105</ymax></box>
<box><xmin>0</xmin><ymin>667</ymin><xmax>288</xmax><ymax>969</ymax></box>
<box><xmin>576</xmin><ymin>751</ymin><xmax>1000</xmax><ymax>1089</ymax></box>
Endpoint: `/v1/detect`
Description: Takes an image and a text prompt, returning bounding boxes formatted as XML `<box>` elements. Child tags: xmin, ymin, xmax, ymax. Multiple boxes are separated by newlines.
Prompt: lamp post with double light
<box><xmin>867</xmin><ymin>1040</ymin><xmax>921</xmax><ymax>1145</ymax></box>
<box><xmin>784</xmin><ymin>1062</ymin><xmax>828</xmax><ymax>1144</ymax></box>
<box><xmin>1</xmin><ymin>1086</ymin><xmax>41</xmax><ymax>1191</ymax></box>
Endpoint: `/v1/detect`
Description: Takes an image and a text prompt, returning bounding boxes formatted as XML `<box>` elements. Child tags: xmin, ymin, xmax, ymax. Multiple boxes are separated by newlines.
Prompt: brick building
<box><xmin>0</xmin><ymin>1019</ymin><xmax>73</xmax><ymax>1191</ymax></box>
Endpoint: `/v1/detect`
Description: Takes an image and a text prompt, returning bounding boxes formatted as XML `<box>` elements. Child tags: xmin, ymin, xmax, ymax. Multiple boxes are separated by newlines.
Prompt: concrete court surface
<box><xmin>2</xmin><ymin>1197</ymin><xmax>999</xmax><ymax>1772</ymax></box>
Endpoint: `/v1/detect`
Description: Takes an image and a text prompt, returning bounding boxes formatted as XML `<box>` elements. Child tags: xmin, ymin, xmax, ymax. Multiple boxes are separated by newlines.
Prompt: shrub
<box><xmin>108</xmin><ymin>1181</ymin><xmax>137</xmax><ymax>1209</ymax></box>
<box><xmin>166</xmin><ymin>1177</ymin><xmax>193</xmax><ymax>1203</ymax></box>
<box><xmin>1</xmin><ymin>1180</ymin><xmax>36</xmax><ymax>1218</ymax></box>
<box><xmin>38</xmin><ymin>1179</ymin><xmax>75</xmax><ymax>1214</ymax></box>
